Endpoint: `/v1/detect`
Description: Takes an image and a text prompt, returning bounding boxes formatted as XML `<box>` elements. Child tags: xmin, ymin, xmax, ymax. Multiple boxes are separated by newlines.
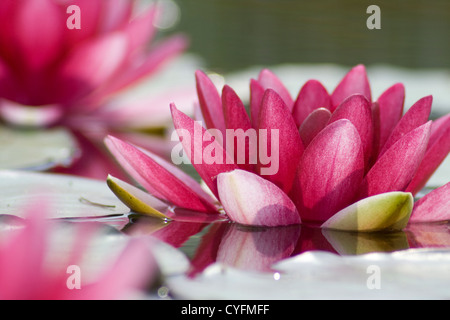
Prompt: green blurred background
<box><xmin>164</xmin><ymin>0</ymin><xmax>450</xmax><ymax>73</ymax></box>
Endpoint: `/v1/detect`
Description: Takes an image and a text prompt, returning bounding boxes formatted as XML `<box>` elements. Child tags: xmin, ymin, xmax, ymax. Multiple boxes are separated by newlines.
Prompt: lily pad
<box><xmin>167</xmin><ymin>248</ymin><xmax>450</xmax><ymax>300</ymax></box>
<box><xmin>0</xmin><ymin>125</ymin><xmax>78</xmax><ymax>171</ymax></box>
<box><xmin>0</xmin><ymin>170</ymin><xmax>129</xmax><ymax>219</ymax></box>
<box><xmin>321</xmin><ymin>192</ymin><xmax>414</xmax><ymax>232</ymax></box>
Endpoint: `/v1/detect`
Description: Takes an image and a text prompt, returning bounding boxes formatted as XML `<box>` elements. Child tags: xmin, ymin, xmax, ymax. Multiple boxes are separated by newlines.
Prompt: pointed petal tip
<box><xmin>321</xmin><ymin>192</ymin><xmax>413</xmax><ymax>232</ymax></box>
<box><xmin>106</xmin><ymin>174</ymin><xmax>170</xmax><ymax>219</ymax></box>
<box><xmin>410</xmin><ymin>182</ymin><xmax>450</xmax><ymax>223</ymax></box>
<box><xmin>331</xmin><ymin>64</ymin><xmax>371</xmax><ymax>109</ymax></box>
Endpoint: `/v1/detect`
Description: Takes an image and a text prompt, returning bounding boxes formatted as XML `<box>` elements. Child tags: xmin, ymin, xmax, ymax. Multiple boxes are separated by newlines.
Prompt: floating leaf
<box><xmin>0</xmin><ymin>125</ymin><xmax>78</xmax><ymax>171</ymax></box>
<box><xmin>0</xmin><ymin>170</ymin><xmax>129</xmax><ymax>218</ymax></box>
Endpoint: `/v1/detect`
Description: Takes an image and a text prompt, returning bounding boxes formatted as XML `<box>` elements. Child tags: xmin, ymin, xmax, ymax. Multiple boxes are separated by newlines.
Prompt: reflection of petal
<box><xmin>292</xmin><ymin>225</ymin><xmax>338</xmax><ymax>255</ymax></box>
<box><xmin>406</xmin><ymin>221</ymin><xmax>450</xmax><ymax>248</ymax></box>
<box><xmin>322</xmin><ymin>229</ymin><xmax>410</xmax><ymax>255</ymax></box>
<box><xmin>122</xmin><ymin>215</ymin><xmax>210</xmax><ymax>249</ymax></box>
<box><xmin>189</xmin><ymin>222</ymin><xmax>230</xmax><ymax>277</ymax></box>
<box><xmin>216</xmin><ymin>224</ymin><xmax>301</xmax><ymax>272</ymax></box>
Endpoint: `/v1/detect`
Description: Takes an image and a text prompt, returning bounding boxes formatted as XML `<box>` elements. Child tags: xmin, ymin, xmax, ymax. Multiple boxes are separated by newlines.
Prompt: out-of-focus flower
<box><xmin>0</xmin><ymin>203</ymin><xmax>154</xmax><ymax>300</ymax></box>
<box><xmin>104</xmin><ymin>65</ymin><xmax>450</xmax><ymax>231</ymax></box>
<box><xmin>0</xmin><ymin>0</ymin><xmax>190</xmax><ymax>179</ymax></box>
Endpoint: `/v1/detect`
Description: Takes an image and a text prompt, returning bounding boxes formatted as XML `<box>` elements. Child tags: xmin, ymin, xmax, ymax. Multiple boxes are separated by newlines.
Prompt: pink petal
<box><xmin>57</xmin><ymin>32</ymin><xmax>129</xmax><ymax>104</ymax></box>
<box><xmin>359</xmin><ymin>121</ymin><xmax>432</xmax><ymax>198</ymax></box>
<box><xmin>195</xmin><ymin>70</ymin><xmax>226</xmax><ymax>134</ymax></box>
<box><xmin>53</xmin><ymin>130</ymin><xmax>128</xmax><ymax>181</ymax></box>
<box><xmin>104</xmin><ymin>135</ymin><xmax>218</xmax><ymax>213</ymax></box>
<box><xmin>98</xmin><ymin>34</ymin><xmax>188</xmax><ymax>98</ymax></box>
<box><xmin>257</xmin><ymin>69</ymin><xmax>294</xmax><ymax>111</ymax></box>
<box><xmin>77</xmin><ymin>238</ymin><xmax>155</xmax><ymax>300</ymax></box>
<box><xmin>110</xmin><ymin>130</ymin><xmax>176</xmax><ymax>159</ymax></box>
<box><xmin>122</xmin><ymin>4</ymin><xmax>157</xmax><ymax>54</ymax></box>
<box><xmin>0</xmin><ymin>2</ymin><xmax>17</xmax><ymax>61</ymax></box>
<box><xmin>257</xmin><ymin>89</ymin><xmax>304</xmax><ymax>194</ymax></box>
<box><xmin>98</xmin><ymin>0</ymin><xmax>133</xmax><ymax>33</ymax></box>
<box><xmin>0</xmin><ymin>59</ymin><xmax>14</xmax><ymax>98</ymax></box>
<box><xmin>331</xmin><ymin>65</ymin><xmax>371</xmax><ymax>111</ymax></box>
<box><xmin>13</xmin><ymin>0</ymin><xmax>64</xmax><ymax>70</ymax></box>
<box><xmin>370</xmin><ymin>101</ymin><xmax>381</xmax><ymax>163</ymax></box>
<box><xmin>293</xmin><ymin>119</ymin><xmax>365</xmax><ymax>222</ymax></box>
<box><xmin>406</xmin><ymin>114</ymin><xmax>450</xmax><ymax>195</ymax></box>
<box><xmin>250</xmin><ymin>78</ymin><xmax>265</xmax><ymax>128</ymax></box>
<box><xmin>328</xmin><ymin>94</ymin><xmax>373</xmax><ymax>167</ymax></box>
<box><xmin>292</xmin><ymin>79</ymin><xmax>331</xmax><ymax>127</ymax></box>
<box><xmin>189</xmin><ymin>222</ymin><xmax>229</xmax><ymax>276</ymax></box>
<box><xmin>375</xmin><ymin>83</ymin><xmax>405</xmax><ymax>154</ymax></box>
<box><xmin>221</xmin><ymin>85</ymin><xmax>255</xmax><ymax>172</ymax></box>
<box><xmin>410</xmin><ymin>182</ymin><xmax>450</xmax><ymax>222</ymax></box>
<box><xmin>298</xmin><ymin>107</ymin><xmax>331</xmax><ymax>147</ymax></box>
<box><xmin>378</xmin><ymin>95</ymin><xmax>432</xmax><ymax>158</ymax></box>
<box><xmin>63</xmin><ymin>0</ymin><xmax>103</xmax><ymax>44</ymax></box>
<box><xmin>217</xmin><ymin>169</ymin><xmax>301</xmax><ymax>227</ymax></box>
<box><xmin>170</xmin><ymin>104</ymin><xmax>239</xmax><ymax>198</ymax></box>
<box><xmin>222</xmin><ymin>85</ymin><xmax>252</xmax><ymax>131</ymax></box>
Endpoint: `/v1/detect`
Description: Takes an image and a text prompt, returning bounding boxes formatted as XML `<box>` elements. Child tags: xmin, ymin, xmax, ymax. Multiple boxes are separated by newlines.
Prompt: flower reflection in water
<box><xmin>120</xmin><ymin>214</ymin><xmax>450</xmax><ymax>277</ymax></box>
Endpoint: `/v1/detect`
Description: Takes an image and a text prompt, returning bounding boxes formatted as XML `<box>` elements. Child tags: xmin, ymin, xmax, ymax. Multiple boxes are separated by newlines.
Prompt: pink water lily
<box><xmin>105</xmin><ymin>65</ymin><xmax>450</xmax><ymax>231</ymax></box>
<box><xmin>0</xmin><ymin>203</ymin><xmax>154</xmax><ymax>300</ymax></box>
<box><xmin>0</xmin><ymin>0</ymin><xmax>190</xmax><ymax>179</ymax></box>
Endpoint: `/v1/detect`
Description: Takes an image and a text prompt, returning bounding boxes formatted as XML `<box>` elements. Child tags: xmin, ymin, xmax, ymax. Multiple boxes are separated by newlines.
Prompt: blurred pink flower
<box><xmin>104</xmin><ymin>65</ymin><xmax>450</xmax><ymax>229</ymax></box>
<box><xmin>0</xmin><ymin>204</ymin><xmax>154</xmax><ymax>300</ymax></box>
<box><xmin>0</xmin><ymin>0</ymin><xmax>190</xmax><ymax>179</ymax></box>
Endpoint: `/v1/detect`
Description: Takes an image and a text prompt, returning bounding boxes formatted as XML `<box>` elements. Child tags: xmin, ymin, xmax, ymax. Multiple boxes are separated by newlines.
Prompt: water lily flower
<box><xmin>0</xmin><ymin>203</ymin><xmax>155</xmax><ymax>300</ymax></box>
<box><xmin>105</xmin><ymin>65</ymin><xmax>450</xmax><ymax>231</ymax></box>
<box><xmin>0</xmin><ymin>0</ymin><xmax>191</xmax><ymax>179</ymax></box>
